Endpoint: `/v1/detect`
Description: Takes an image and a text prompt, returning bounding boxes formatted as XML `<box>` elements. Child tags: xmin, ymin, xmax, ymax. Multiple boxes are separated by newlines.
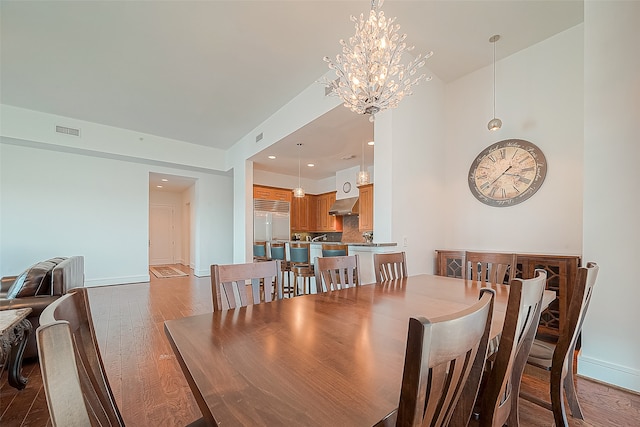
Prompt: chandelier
<box><xmin>322</xmin><ymin>0</ymin><xmax>432</xmax><ymax>122</ymax></box>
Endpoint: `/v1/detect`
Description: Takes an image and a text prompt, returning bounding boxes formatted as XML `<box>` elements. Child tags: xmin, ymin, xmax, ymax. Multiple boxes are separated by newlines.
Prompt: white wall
<box><xmin>443</xmin><ymin>25</ymin><xmax>584</xmax><ymax>255</ymax></box>
<box><xmin>0</xmin><ymin>139</ymin><xmax>234</xmax><ymax>284</ymax></box>
<box><xmin>1</xmin><ymin>142</ymin><xmax>149</xmax><ymax>285</ymax></box>
<box><xmin>581</xmin><ymin>1</ymin><xmax>640</xmax><ymax>392</ymax></box>
<box><xmin>376</xmin><ymin>70</ymin><xmax>447</xmax><ymax>275</ymax></box>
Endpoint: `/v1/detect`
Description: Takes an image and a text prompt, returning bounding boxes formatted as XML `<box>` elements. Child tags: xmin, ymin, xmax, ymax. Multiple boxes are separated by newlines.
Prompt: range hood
<box><xmin>328</xmin><ymin>197</ymin><xmax>359</xmax><ymax>216</ymax></box>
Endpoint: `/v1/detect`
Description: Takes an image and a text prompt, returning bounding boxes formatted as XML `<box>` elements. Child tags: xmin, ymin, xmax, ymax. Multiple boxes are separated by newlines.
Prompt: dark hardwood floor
<box><xmin>2</xmin><ymin>265</ymin><xmax>639</xmax><ymax>426</ymax></box>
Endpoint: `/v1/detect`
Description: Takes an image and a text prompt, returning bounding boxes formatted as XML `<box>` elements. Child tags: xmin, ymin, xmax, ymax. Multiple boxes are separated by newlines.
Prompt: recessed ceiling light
<box><xmin>367</xmin><ymin>141</ymin><xmax>375</xmax><ymax>145</ymax></box>
<box><xmin>307</xmin><ymin>163</ymin><xmax>315</xmax><ymax>167</ymax></box>
<box><xmin>157</xmin><ymin>185</ymin><xmax>163</xmax><ymax>188</ymax></box>
<box><xmin>268</xmin><ymin>155</ymin><xmax>276</xmax><ymax>159</ymax></box>
<box><xmin>161</xmin><ymin>178</ymin><xmax>168</xmax><ymax>182</ymax></box>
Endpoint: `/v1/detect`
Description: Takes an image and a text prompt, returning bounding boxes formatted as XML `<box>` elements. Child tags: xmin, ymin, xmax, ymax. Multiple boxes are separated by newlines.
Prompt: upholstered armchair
<box><xmin>1</xmin><ymin>256</ymin><xmax>84</xmax><ymax>359</ymax></box>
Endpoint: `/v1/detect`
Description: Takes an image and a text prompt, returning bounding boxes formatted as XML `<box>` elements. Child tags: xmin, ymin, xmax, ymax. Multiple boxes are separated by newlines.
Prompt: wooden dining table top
<box><xmin>164</xmin><ymin>274</ymin><xmax>555</xmax><ymax>427</ymax></box>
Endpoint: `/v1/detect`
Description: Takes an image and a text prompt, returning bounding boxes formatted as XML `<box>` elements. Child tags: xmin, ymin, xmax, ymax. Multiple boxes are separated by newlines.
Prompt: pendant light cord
<box><xmin>493</xmin><ymin>38</ymin><xmax>496</xmax><ymax>119</ymax></box>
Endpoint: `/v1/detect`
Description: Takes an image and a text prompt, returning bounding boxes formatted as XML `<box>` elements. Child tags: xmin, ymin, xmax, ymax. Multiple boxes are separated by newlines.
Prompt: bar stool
<box><xmin>270</xmin><ymin>242</ymin><xmax>293</xmax><ymax>297</ymax></box>
<box><xmin>321</xmin><ymin>243</ymin><xmax>348</xmax><ymax>257</ymax></box>
<box><xmin>253</xmin><ymin>241</ymin><xmax>269</xmax><ymax>261</ymax></box>
<box><xmin>289</xmin><ymin>242</ymin><xmax>314</xmax><ymax>296</ymax></box>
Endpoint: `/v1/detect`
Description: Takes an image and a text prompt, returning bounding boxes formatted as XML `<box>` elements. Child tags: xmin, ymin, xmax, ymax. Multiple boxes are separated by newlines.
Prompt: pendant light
<box><xmin>487</xmin><ymin>34</ymin><xmax>502</xmax><ymax>131</ymax></box>
<box><xmin>356</xmin><ymin>141</ymin><xmax>370</xmax><ymax>186</ymax></box>
<box><xmin>293</xmin><ymin>143</ymin><xmax>305</xmax><ymax>198</ymax></box>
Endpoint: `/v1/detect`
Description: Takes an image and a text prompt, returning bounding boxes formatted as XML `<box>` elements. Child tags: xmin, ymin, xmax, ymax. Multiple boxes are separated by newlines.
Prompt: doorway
<box><xmin>149</xmin><ymin>172</ymin><xmax>196</xmax><ymax>269</ymax></box>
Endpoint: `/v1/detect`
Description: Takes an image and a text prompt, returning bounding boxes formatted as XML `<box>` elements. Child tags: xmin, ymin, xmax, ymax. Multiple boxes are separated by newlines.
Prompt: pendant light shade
<box><xmin>293</xmin><ymin>143</ymin><xmax>305</xmax><ymax>198</ymax></box>
<box><xmin>356</xmin><ymin>141</ymin><xmax>370</xmax><ymax>186</ymax></box>
<box><xmin>488</xmin><ymin>34</ymin><xmax>502</xmax><ymax>131</ymax></box>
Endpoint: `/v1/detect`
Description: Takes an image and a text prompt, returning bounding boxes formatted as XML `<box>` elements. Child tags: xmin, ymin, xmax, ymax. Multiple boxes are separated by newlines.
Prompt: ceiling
<box><xmin>1</xmin><ymin>1</ymin><xmax>583</xmax><ymax>183</ymax></box>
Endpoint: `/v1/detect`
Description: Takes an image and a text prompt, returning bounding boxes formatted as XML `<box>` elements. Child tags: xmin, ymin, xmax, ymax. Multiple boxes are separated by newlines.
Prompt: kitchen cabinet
<box><xmin>315</xmin><ymin>192</ymin><xmax>342</xmax><ymax>232</ymax></box>
<box><xmin>253</xmin><ymin>185</ymin><xmax>292</xmax><ymax>203</ymax></box>
<box><xmin>358</xmin><ymin>184</ymin><xmax>373</xmax><ymax>232</ymax></box>
<box><xmin>291</xmin><ymin>195</ymin><xmax>314</xmax><ymax>232</ymax></box>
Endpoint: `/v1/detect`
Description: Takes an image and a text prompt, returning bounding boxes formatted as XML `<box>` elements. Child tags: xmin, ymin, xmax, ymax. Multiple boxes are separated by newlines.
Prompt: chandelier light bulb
<box><xmin>322</xmin><ymin>0</ymin><xmax>432</xmax><ymax>121</ymax></box>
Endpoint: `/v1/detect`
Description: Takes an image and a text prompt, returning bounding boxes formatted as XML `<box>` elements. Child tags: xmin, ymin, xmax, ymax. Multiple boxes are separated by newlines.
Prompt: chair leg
<box><xmin>550</xmin><ymin>370</ymin><xmax>569</xmax><ymax>427</ymax></box>
<box><xmin>564</xmin><ymin>371</ymin><xmax>584</xmax><ymax>420</ymax></box>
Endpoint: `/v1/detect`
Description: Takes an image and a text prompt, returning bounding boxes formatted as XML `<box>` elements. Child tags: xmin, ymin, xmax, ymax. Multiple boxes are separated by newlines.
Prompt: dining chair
<box><xmin>520</xmin><ymin>262</ymin><xmax>599</xmax><ymax>427</ymax></box>
<box><xmin>376</xmin><ymin>288</ymin><xmax>496</xmax><ymax>427</ymax></box>
<box><xmin>374</xmin><ymin>252</ymin><xmax>408</xmax><ymax>282</ymax></box>
<box><xmin>289</xmin><ymin>242</ymin><xmax>315</xmax><ymax>296</ymax></box>
<box><xmin>475</xmin><ymin>269</ymin><xmax>547</xmax><ymax>427</ymax></box>
<box><xmin>37</xmin><ymin>288</ymin><xmax>206</xmax><ymax>427</ymax></box>
<box><xmin>253</xmin><ymin>241</ymin><xmax>269</xmax><ymax>261</ymax></box>
<box><xmin>269</xmin><ymin>242</ymin><xmax>293</xmax><ymax>297</ymax></box>
<box><xmin>314</xmin><ymin>255</ymin><xmax>360</xmax><ymax>292</ymax></box>
<box><xmin>466</xmin><ymin>251</ymin><xmax>517</xmax><ymax>285</ymax></box>
<box><xmin>210</xmin><ymin>260</ymin><xmax>282</xmax><ymax>311</ymax></box>
<box><xmin>321</xmin><ymin>243</ymin><xmax>349</xmax><ymax>257</ymax></box>
<box><xmin>37</xmin><ymin>288</ymin><xmax>124</xmax><ymax>427</ymax></box>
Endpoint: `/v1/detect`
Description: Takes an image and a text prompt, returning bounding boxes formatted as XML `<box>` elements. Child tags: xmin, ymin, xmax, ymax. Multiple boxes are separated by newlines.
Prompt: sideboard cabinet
<box><xmin>435</xmin><ymin>250</ymin><xmax>581</xmax><ymax>340</ymax></box>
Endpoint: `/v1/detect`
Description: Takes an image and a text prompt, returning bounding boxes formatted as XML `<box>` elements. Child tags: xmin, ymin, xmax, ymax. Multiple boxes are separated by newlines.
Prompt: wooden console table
<box><xmin>0</xmin><ymin>308</ymin><xmax>33</xmax><ymax>389</ymax></box>
<box><xmin>435</xmin><ymin>250</ymin><xmax>580</xmax><ymax>340</ymax></box>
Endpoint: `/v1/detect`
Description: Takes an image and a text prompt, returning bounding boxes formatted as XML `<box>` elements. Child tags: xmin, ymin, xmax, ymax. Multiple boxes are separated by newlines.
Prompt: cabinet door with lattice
<box><xmin>518</xmin><ymin>255</ymin><xmax>580</xmax><ymax>340</ymax></box>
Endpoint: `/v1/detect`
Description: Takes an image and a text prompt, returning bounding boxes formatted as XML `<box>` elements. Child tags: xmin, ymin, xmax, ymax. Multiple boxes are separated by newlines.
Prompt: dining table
<box><xmin>164</xmin><ymin>274</ymin><xmax>555</xmax><ymax>426</ymax></box>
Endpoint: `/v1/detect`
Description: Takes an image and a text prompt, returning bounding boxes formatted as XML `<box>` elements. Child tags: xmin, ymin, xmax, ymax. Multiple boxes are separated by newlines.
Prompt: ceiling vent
<box><xmin>55</xmin><ymin>125</ymin><xmax>80</xmax><ymax>137</ymax></box>
<box><xmin>255</xmin><ymin>132</ymin><xmax>263</xmax><ymax>143</ymax></box>
<box><xmin>324</xmin><ymin>79</ymin><xmax>339</xmax><ymax>96</ymax></box>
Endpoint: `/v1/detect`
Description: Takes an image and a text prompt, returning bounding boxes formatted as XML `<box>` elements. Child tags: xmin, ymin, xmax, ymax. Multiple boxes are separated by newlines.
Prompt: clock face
<box><xmin>343</xmin><ymin>181</ymin><xmax>352</xmax><ymax>193</ymax></box>
<box><xmin>469</xmin><ymin>139</ymin><xmax>547</xmax><ymax>207</ymax></box>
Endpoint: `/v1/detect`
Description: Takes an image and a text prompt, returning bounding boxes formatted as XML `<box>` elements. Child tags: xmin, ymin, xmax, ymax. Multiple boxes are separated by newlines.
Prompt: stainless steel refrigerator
<box><xmin>253</xmin><ymin>199</ymin><xmax>290</xmax><ymax>241</ymax></box>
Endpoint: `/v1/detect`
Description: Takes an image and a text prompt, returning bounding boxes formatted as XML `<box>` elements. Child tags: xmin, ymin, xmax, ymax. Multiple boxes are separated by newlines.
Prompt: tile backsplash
<box><xmin>341</xmin><ymin>215</ymin><xmax>364</xmax><ymax>243</ymax></box>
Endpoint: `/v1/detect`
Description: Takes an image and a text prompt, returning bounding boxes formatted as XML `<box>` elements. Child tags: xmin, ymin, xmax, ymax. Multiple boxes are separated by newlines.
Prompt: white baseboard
<box><xmin>578</xmin><ymin>354</ymin><xmax>640</xmax><ymax>393</ymax></box>
<box><xmin>84</xmin><ymin>274</ymin><xmax>150</xmax><ymax>287</ymax></box>
<box><xmin>193</xmin><ymin>268</ymin><xmax>210</xmax><ymax>277</ymax></box>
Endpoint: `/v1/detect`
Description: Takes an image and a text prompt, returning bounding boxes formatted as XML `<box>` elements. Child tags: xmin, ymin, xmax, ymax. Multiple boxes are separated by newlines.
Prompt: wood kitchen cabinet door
<box><xmin>358</xmin><ymin>184</ymin><xmax>373</xmax><ymax>232</ymax></box>
<box><xmin>253</xmin><ymin>185</ymin><xmax>292</xmax><ymax>203</ymax></box>
<box><xmin>315</xmin><ymin>192</ymin><xmax>342</xmax><ymax>232</ymax></box>
<box><xmin>292</xmin><ymin>195</ymin><xmax>312</xmax><ymax>232</ymax></box>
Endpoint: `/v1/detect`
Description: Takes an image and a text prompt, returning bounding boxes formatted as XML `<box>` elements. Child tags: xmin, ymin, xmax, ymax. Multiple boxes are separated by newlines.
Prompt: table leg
<box><xmin>6</xmin><ymin>318</ymin><xmax>33</xmax><ymax>389</ymax></box>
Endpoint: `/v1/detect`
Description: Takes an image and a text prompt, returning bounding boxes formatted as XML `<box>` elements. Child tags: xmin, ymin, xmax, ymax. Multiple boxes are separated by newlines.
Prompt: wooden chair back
<box><xmin>522</xmin><ymin>262</ymin><xmax>599</xmax><ymax>427</ymax></box>
<box><xmin>314</xmin><ymin>255</ymin><xmax>360</xmax><ymax>292</ymax></box>
<box><xmin>210</xmin><ymin>260</ymin><xmax>282</xmax><ymax>311</ymax></box>
<box><xmin>253</xmin><ymin>241</ymin><xmax>269</xmax><ymax>261</ymax></box>
<box><xmin>478</xmin><ymin>269</ymin><xmax>547</xmax><ymax>427</ymax></box>
<box><xmin>374</xmin><ymin>252</ymin><xmax>408</xmax><ymax>282</ymax></box>
<box><xmin>321</xmin><ymin>243</ymin><xmax>348</xmax><ymax>257</ymax></box>
<box><xmin>466</xmin><ymin>251</ymin><xmax>517</xmax><ymax>285</ymax></box>
<box><xmin>392</xmin><ymin>288</ymin><xmax>496</xmax><ymax>427</ymax></box>
<box><xmin>37</xmin><ymin>288</ymin><xmax>124</xmax><ymax>427</ymax></box>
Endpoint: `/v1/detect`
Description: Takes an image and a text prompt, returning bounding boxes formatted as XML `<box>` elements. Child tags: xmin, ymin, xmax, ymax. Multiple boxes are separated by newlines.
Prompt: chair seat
<box><xmin>527</xmin><ymin>339</ymin><xmax>555</xmax><ymax>368</ymax></box>
<box><xmin>292</xmin><ymin>265</ymin><xmax>314</xmax><ymax>275</ymax></box>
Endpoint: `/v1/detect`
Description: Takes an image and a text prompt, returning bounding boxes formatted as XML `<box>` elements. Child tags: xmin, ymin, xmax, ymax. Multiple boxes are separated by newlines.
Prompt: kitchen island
<box><xmin>268</xmin><ymin>240</ymin><xmax>398</xmax><ymax>285</ymax></box>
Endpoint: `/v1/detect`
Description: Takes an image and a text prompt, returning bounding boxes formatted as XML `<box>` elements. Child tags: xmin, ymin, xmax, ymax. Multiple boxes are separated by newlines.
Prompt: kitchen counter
<box><xmin>272</xmin><ymin>240</ymin><xmax>396</xmax><ymax>247</ymax></box>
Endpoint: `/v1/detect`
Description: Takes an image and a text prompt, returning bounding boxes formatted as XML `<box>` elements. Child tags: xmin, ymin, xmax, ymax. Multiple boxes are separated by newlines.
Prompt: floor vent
<box><xmin>55</xmin><ymin>125</ymin><xmax>80</xmax><ymax>137</ymax></box>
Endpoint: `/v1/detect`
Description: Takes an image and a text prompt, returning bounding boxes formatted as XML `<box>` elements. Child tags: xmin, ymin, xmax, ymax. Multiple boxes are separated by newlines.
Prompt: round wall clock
<box><xmin>343</xmin><ymin>181</ymin><xmax>352</xmax><ymax>193</ymax></box>
<box><xmin>468</xmin><ymin>139</ymin><xmax>547</xmax><ymax>207</ymax></box>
